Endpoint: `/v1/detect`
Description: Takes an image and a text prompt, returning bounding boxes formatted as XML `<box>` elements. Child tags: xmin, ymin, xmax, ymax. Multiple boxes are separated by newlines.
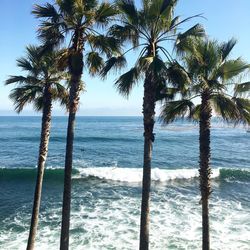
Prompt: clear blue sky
<box><xmin>0</xmin><ymin>0</ymin><xmax>250</xmax><ymax>116</ymax></box>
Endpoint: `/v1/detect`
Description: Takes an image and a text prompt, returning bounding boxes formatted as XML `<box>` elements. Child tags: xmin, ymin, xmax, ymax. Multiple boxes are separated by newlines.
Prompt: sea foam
<box><xmin>75</xmin><ymin>167</ymin><xmax>220</xmax><ymax>183</ymax></box>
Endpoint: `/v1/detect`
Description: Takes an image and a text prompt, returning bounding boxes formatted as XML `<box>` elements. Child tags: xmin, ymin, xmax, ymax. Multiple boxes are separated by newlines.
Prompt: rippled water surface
<box><xmin>0</xmin><ymin>116</ymin><xmax>249</xmax><ymax>249</ymax></box>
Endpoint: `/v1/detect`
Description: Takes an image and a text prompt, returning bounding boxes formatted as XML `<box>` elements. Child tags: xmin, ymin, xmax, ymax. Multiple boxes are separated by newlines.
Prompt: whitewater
<box><xmin>0</xmin><ymin>116</ymin><xmax>249</xmax><ymax>249</ymax></box>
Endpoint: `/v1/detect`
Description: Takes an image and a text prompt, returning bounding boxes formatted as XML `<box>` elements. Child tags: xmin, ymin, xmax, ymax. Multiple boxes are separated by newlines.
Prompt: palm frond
<box><xmin>221</xmin><ymin>38</ymin><xmax>237</xmax><ymax>61</ymax></box>
<box><xmin>86</xmin><ymin>52</ymin><xmax>104</xmax><ymax>76</ymax></box>
<box><xmin>167</xmin><ymin>61</ymin><xmax>191</xmax><ymax>91</ymax></box>
<box><xmin>108</xmin><ymin>24</ymin><xmax>139</xmax><ymax>47</ymax></box>
<box><xmin>176</xmin><ymin>24</ymin><xmax>205</xmax><ymax>44</ymax></box>
<box><xmin>56</xmin><ymin>0</ymin><xmax>74</xmax><ymax>16</ymax></box>
<box><xmin>117</xmin><ymin>0</ymin><xmax>138</xmax><ymax>25</ymax></box>
<box><xmin>234</xmin><ymin>82</ymin><xmax>250</xmax><ymax>96</ymax></box>
<box><xmin>88</xmin><ymin>35</ymin><xmax>122</xmax><ymax>57</ymax></box>
<box><xmin>169</xmin><ymin>15</ymin><xmax>180</xmax><ymax>29</ymax></box>
<box><xmin>51</xmin><ymin>82</ymin><xmax>69</xmax><ymax>109</ymax></box>
<box><xmin>32</xmin><ymin>3</ymin><xmax>60</xmax><ymax>21</ymax></box>
<box><xmin>9</xmin><ymin>85</ymin><xmax>43</xmax><ymax>113</ymax></box>
<box><xmin>149</xmin><ymin>55</ymin><xmax>168</xmax><ymax>75</ymax></box>
<box><xmin>190</xmin><ymin>104</ymin><xmax>201</xmax><ymax>121</ymax></box>
<box><xmin>5</xmin><ymin>75</ymin><xmax>41</xmax><ymax>86</ymax></box>
<box><xmin>160</xmin><ymin>99</ymin><xmax>195</xmax><ymax>123</ymax></box>
<box><xmin>95</xmin><ymin>2</ymin><xmax>118</xmax><ymax>25</ymax></box>
<box><xmin>156</xmin><ymin>87</ymin><xmax>179</xmax><ymax>101</ymax></box>
<box><xmin>233</xmin><ymin>97</ymin><xmax>250</xmax><ymax>124</ymax></box>
<box><xmin>38</xmin><ymin>24</ymin><xmax>65</xmax><ymax>52</ymax></box>
<box><xmin>217</xmin><ymin>58</ymin><xmax>250</xmax><ymax>81</ymax></box>
<box><xmin>211</xmin><ymin>94</ymin><xmax>241</xmax><ymax>122</ymax></box>
<box><xmin>100</xmin><ymin>56</ymin><xmax>127</xmax><ymax>78</ymax></box>
<box><xmin>160</xmin><ymin>0</ymin><xmax>176</xmax><ymax>14</ymax></box>
<box><xmin>114</xmin><ymin>67</ymin><xmax>140</xmax><ymax>97</ymax></box>
<box><xmin>34</xmin><ymin>96</ymin><xmax>44</xmax><ymax>111</ymax></box>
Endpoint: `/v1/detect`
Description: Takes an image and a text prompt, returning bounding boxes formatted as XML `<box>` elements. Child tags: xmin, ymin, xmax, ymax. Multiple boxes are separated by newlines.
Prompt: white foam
<box><xmin>75</xmin><ymin>167</ymin><xmax>220</xmax><ymax>183</ymax></box>
<box><xmin>2</xmin><ymin>182</ymin><xmax>249</xmax><ymax>250</ymax></box>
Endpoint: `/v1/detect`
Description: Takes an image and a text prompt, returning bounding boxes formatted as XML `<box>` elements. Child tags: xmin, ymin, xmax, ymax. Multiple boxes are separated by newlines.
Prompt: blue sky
<box><xmin>0</xmin><ymin>0</ymin><xmax>250</xmax><ymax>116</ymax></box>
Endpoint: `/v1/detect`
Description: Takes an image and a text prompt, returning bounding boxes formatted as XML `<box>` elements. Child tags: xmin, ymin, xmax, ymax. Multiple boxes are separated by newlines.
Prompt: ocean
<box><xmin>0</xmin><ymin>116</ymin><xmax>249</xmax><ymax>249</ymax></box>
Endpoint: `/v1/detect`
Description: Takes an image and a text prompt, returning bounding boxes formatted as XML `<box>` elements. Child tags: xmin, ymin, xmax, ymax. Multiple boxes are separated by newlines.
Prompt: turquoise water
<box><xmin>0</xmin><ymin>116</ymin><xmax>249</xmax><ymax>249</ymax></box>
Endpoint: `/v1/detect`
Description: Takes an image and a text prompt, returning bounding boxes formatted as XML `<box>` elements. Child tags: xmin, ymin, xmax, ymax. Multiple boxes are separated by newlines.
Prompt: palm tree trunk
<box><xmin>26</xmin><ymin>84</ymin><xmax>52</xmax><ymax>250</ymax></box>
<box><xmin>199</xmin><ymin>89</ymin><xmax>212</xmax><ymax>250</ymax></box>
<box><xmin>60</xmin><ymin>31</ymin><xmax>83</xmax><ymax>250</ymax></box>
<box><xmin>139</xmin><ymin>72</ymin><xmax>156</xmax><ymax>250</ymax></box>
<box><xmin>60</xmin><ymin>74</ymin><xmax>81</xmax><ymax>250</ymax></box>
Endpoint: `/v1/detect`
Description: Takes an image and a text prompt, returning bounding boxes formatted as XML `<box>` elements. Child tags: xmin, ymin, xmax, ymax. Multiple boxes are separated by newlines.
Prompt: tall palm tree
<box><xmin>161</xmin><ymin>38</ymin><xmax>250</xmax><ymax>250</ymax></box>
<box><xmin>101</xmin><ymin>0</ymin><xmax>204</xmax><ymax>248</ymax></box>
<box><xmin>32</xmin><ymin>1</ymin><xmax>120</xmax><ymax>248</ymax></box>
<box><xmin>5</xmin><ymin>45</ymin><xmax>68</xmax><ymax>250</ymax></box>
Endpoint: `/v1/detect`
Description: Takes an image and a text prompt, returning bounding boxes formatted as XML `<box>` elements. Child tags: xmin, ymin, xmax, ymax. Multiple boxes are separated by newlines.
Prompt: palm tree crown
<box><xmin>32</xmin><ymin>0</ymin><xmax>121</xmax><ymax>75</ymax></box>
<box><xmin>161</xmin><ymin>38</ymin><xmax>250</xmax><ymax>124</ymax></box>
<box><xmin>101</xmin><ymin>0</ymin><xmax>204</xmax><ymax>94</ymax></box>
<box><xmin>6</xmin><ymin>45</ymin><xmax>68</xmax><ymax>111</ymax></box>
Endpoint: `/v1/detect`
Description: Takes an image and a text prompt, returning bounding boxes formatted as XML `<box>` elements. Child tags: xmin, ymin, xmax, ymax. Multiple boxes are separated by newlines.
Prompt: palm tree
<box><xmin>101</xmin><ymin>0</ymin><xmax>204</xmax><ymax>248</ymax></box>
<box><xmin>5</xmin><ymin>45</ymin><xmax>68</xmax><ymax>250</ymax></box>
<box><xmin>161</xmin><ymin>38</ymin><xmax>250</xmax><ymax>250</ymax></box>
<box><xmin>32</xmin><ymin>1</ymin><xmax>120</xmax><ymax>248</ymax></box>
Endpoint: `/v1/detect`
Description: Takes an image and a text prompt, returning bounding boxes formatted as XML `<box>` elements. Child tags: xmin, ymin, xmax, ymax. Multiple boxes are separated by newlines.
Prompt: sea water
<box><xmin>0</xmin><ymin>116</ymin><xmax>249</xmax><ymax>249</ymax></box>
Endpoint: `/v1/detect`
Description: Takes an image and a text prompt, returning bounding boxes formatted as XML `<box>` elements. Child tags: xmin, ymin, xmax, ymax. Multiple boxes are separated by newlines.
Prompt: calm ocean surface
<box><xmin>0</xmin><ymin>116</ymin><xmax>249</xmax><ymax>249</ymax></box>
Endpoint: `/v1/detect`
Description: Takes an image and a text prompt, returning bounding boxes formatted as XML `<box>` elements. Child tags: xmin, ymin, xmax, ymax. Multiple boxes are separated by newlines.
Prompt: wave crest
<box><xmin>1</xmin><ymin>167</ymin><xmax>249</xmax><ymax>183</ymax></box>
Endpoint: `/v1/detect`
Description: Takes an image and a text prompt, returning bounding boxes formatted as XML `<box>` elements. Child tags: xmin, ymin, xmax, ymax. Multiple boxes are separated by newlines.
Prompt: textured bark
<box><xmin>139</xmin><ymin>71</ymin><xmax>156</xmax><ymax>250</ymax></box>
<box><xmin>60</xmin><ymin>30</ymin><xmax>83</xmax><ymax>250</ymax></box>
<box><xmin>26</xmin><ymin>84</ymin><xmax>52</xmax><ymax>250</ymax></box>
<box><xmin>199</xmin><ymin>89</ymin><xmax>212</xmax><ymax>250</ymax></box>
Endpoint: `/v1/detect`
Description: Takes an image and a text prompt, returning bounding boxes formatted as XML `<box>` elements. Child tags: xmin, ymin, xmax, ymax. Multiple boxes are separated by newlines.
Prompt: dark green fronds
<box><xmin>108</xmin><ymin>24</ymin><xmax>139</xmax><ymax>47</ymax></box>
<box><xmin>211</xmin><ymin>94</ymin><xmax>241</xmax><ymax>122</ymax></box>
<box><xmin>169</xmin><ymin>16</ymin><xmax>180</xmax><ymax>29</ymax></box>
<box><xmin>51</xmin><ymin>82</ymin><xmax>69</xmax><ymax>109</ymax></box>
<box><xmin>234</xmin><ymin>82</ymin><xmax>250</xmax><ymax>96</ymax></box>
<box><xmin>161</xmin><ymin>99</ymin><xmax>195</xmax><ymax>123</ymax></box>
<box><xmin>16</xmin><ymin>58</ymin><xmax>34</xmax><ymax>72</ymax></box>
<box><xmin>167</xmin><ymin>61</ymin><xmax>191</xmax><ymax>91</ymax></box>
<box><xmin>217</xmin><ymin>58</ymin><xmax>250</xmax><ymax>81</ymax></box>
<box><xmin>100</xmin><ymin>56</ymin><xmax>127</xmax><ymax>78</ymax></box>
<box><xmin>221</xmin><ymin>38</ymin><xmax>237</xmax><ymax>61</ymax></box>
<box><xmin>164</xmin><ymin>37</ymin><xmax>250</xmax><ymax>127</ymax></box>
<box><xmin>233</xmin><ymin>97</ymin><xmax>250</xmax><ymax>124</ymax></box>
<box><xmin>114</xmin><ymin>67</ymin><xmax>140</xmax><ymax>97</ymax></box>
<box><xmin>117</xmin><ymin>0</ymin><xmax>138</xmax><ymax>25</ymax></box>
<box><xmin>160</xmin><ymin>0</ymin><xmax>175</xmax><ymax>14</ymax></box>
<box><xmin>149</xmin><ymin>56</ymin><xmax>168</xmax><ymax>75</ymax></box>
<box><xmin>95</xmin><ymin>2</ymin><xmax>118</xmax><ymax>25</ymax></box>
<box><xmin>83</xmin><ymin>0</ymin><xmax>98</xmax><ymax>11</ymax></box>
<box><xmin>34</xmin><ymin>96</ymin><xmax>44</xmax><ymax>111</ymax></box>
<box><xmin>32</xmin><ymin>3</ymin><xmax>60</xmax><ymax>21</ymax></box>
<box><xmin>190</xmin><ymin>104</ymin><xmax>201</xmax><ymax>121</ymax></box>
<box><xmin>5</xmin><ymin>76</ymin><xmax>40</xmax><ymax>86</ymax></box>
<box><xmin>38</xmin><ymin>24</ymin><xmax>65</xmax><ymax>53</ymax></box>
<box><xmin>88</xmin><ymin>35</ymin><xmax>121</xmax><ymax>57</ymax></box>
<box><xmin>156</xmin><ymin>87</ymin><xmax>178</xmax><ymax>101</ymax></box>
<box><xmin>176</xmin><ymin>24</ymin><xmax>205</xmax><ymax>45</ymax></box>
<box><xmin>6</xmin><ymin>45</ymin><xmax>69</xmax><ymax>113</ymax></box>
<box><xmin>86</xmin><ymin>52</ymin><xmax>104</xmax><ymax>76</ymax></box>
<box><xmin>56</xmin><ymin>0</ymin><xmax>75</xmax><ymax>15</ymax></box>
<box><xmin>9</xmin><ymin>85</ymin><xmax>43</xmax><ymax>113</ymax></box>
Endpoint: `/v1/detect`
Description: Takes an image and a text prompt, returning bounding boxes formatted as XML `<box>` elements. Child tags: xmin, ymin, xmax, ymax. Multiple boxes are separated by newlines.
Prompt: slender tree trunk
<box><xmin>60</xmin><ymin>30</ymin><xmax>83</xmax><ymax>250</ymax></box>
<box><xmin>26</xmin><ymin>85</ymin><xmax>52</xmax><ymax>250</ymax></box>
<box><xmin>139</xmin><ymin>72</ymin><xmax>156</xmax><ymax>250</ymax></box>
<box><xmin>199</xmin><ymin>89</ymin><xmax>212</xmax><ymax>250</ymax></box>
